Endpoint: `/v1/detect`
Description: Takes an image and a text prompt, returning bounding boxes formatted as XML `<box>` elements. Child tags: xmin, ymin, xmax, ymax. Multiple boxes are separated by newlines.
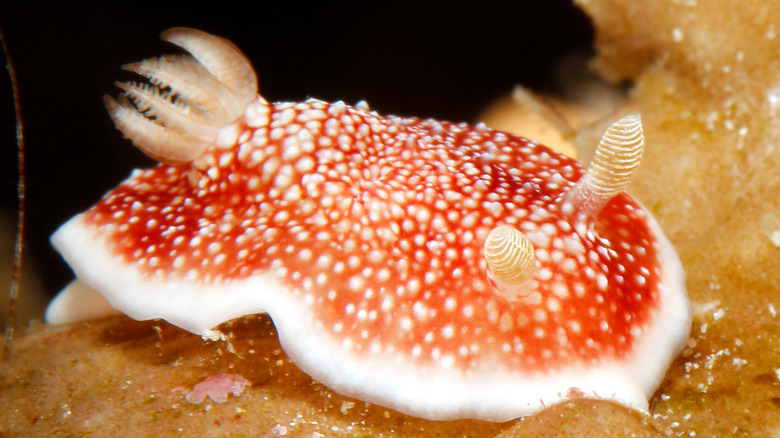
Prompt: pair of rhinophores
<box><xmin>45</xmin><ymin>28</ymin><xmax>691</xmax><ymax>421</ymax></box>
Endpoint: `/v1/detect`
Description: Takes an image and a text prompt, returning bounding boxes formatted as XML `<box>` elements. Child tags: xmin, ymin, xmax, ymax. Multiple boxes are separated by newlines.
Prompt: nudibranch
<box><xmin>46</xmin><ymin>28</ymin><xmax>691</xmax><ymax>421</ymax></box>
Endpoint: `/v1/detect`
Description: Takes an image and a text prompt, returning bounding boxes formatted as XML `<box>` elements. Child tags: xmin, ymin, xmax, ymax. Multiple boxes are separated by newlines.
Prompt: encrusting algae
<box><xmin>576</xmin><ymin>0</ymin><xmax>780</xmax><ymax>436</ymax></box>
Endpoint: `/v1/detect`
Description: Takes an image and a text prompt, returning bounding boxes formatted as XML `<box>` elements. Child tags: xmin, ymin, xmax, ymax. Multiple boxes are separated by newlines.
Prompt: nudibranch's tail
<box><xmin>104</xmin><ymin>27</ymin><xmax>259</xmax><ymax>164</ymax></box>
<box><xmin>561</xmin><ymin>113</ymin><xmax>645</xmax><ymax>223</ymax></box>
<box><xmin>484</xmin><ymin>114</ymin><xmax>644</xmax><ymax>301</ymax></box>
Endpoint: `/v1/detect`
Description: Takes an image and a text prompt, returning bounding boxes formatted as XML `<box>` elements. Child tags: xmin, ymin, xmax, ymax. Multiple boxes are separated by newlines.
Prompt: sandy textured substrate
<box><xmin>3</xmin><ymin>0</ymin><xmax>780</xmax><ymax>436</ymax></box>
<box><xmin>0</xmin><ymin>314</ymin><xmax>662</xmax><ymax>437</ymax></box>
<box><xmin>574</xmin><ymin>0</ymin><xmax>780</xmax><ymax>436</ymax></box>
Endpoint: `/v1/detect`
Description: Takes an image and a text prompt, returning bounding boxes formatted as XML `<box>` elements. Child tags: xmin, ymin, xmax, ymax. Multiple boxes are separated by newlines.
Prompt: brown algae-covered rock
<box><xmin>0</xmin><ymin>315</ymin><xmax>508</xmax><ymax>436</ymax></box>
<box><xmin>577</xmin><ymin>0</ymin><xmax>780</xmax><ymax>435</ymax></box>
<box><xmin>4</xmin><ymin>0</ymin><xmax>780</xmax><ymax>436</ymax></box>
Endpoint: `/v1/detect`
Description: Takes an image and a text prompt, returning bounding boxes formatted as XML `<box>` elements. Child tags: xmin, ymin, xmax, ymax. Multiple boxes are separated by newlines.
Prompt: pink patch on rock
<box><xmin>176</xmin><ymin>372</ymin><xmax>251</xmax><ymax>404</ymax></box>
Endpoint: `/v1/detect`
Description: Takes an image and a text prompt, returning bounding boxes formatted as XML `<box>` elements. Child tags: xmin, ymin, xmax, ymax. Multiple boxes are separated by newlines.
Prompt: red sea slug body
<box><xmin>46</xmin><ymin>28</ymin><xmax>691</xmax><ymax>421</ymax></box>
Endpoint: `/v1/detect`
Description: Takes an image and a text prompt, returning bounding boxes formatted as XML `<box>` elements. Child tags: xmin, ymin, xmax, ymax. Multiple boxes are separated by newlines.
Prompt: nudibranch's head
<box><xmin>47</xmin><ymin>28</ymin><xmax>691</xmax><ymax>421</ymax></box>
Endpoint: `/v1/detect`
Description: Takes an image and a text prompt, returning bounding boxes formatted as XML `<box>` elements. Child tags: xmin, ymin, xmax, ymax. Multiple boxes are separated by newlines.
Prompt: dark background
<box><xmin>0</xmin><ymin>2</ymin><xmax>594</xmax><ymax>296</ymax></box>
